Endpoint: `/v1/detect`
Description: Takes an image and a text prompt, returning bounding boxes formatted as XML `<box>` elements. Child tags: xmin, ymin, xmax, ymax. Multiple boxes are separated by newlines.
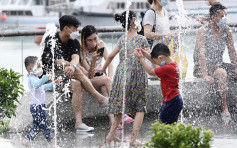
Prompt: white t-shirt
<box><xmin>143</xmin><ymin>8</ymin><xmax>170</xmax><ymax>47</ymax></box>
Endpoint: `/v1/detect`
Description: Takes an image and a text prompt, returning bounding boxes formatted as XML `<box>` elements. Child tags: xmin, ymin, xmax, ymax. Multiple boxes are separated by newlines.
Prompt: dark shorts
<box><xmin>54</xmin><ymin>69</ymin><xmax>72</xmax><ymax>99</ymax></box>
<box><xmin>159</xmin><ymin>94</ymin><xmax>183</xmax><ymax>124</ymax></box>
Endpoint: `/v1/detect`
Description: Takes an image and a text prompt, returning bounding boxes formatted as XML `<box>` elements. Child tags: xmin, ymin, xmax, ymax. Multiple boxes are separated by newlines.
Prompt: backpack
<box><xmin>138</xmin><ymin>8</ymin><xmax>156</xmax><ymax>48</ymax></box>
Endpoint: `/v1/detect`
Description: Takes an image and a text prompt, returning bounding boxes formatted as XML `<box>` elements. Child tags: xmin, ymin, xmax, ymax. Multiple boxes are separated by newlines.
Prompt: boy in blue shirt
<box><xmin>22</xmin><ymin>56</ymin><xmax>61</xmax><ymax>148</ymax></box>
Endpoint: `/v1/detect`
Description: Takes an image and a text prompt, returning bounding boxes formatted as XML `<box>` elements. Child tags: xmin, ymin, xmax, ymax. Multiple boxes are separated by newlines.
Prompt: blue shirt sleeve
<box><xmin>43</xmin><ymin>82</ymin><xmax>54</xmax><ymax>91</ymax></box>
<box><xmin>29</xmin><ymin>75</ymin><xmax>49</xmax><ymax>89</ymax></box>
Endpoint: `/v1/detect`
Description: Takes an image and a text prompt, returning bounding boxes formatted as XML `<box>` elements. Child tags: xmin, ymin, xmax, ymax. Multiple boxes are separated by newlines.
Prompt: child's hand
<box><xmin>54</xmin><ymin>76</ymin><xmax>62</xmax><ymax>85</ymax></box>
<box><xmin>134</xmin><ymin>48</ymin><xmax>144</xmax><ymax>54</ymax></box>
<box><xmin>134</xmin><ymin>50</ymin><xmax>143</xmax><ymax>59</ymax></box>
<box><xmin>143</xmin><ymin>47</ymin><xmax>151</xmax><ymax>54</ymax></box>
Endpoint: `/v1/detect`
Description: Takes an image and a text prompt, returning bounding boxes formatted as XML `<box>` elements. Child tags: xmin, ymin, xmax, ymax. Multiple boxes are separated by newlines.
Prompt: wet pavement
<box><xmin>1</xmin><ymin>112</ymin><xmax>237</xmax><ymax>148</ymax></box>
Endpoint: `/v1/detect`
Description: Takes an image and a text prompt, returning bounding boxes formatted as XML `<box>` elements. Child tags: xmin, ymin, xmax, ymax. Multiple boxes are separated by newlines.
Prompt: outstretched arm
<box><xmin>102</xmin><ymin>42</ymin><xmax>114</xmax><ymax>78</ymax></box>
<box><xmin>43</xmin><ymin>77</ymin><xmax>62</xmax><ymax>91</ymax></box>
<box><xmin>43</xmin><ymin>82</ymin><xmax>53</xmax><ymax>91</ymax></box>
<box><xmin>134</xmin><ymin>50</ymin><xmax>156</xmax><ymax>75</ymax></box>
<box><xmin>101</xmin><ymin>45</ymin><xmax>120</xmax><ymax>73</ymax></box>
<box><xmin>29</xmin><ymin>75</ymin><xmax>49</xmax><ymax>89</ymax></box>
<box><xmin>142</xmin><ymin>48</ymin><xmax>157</xmax><ymax>65</ymax></box>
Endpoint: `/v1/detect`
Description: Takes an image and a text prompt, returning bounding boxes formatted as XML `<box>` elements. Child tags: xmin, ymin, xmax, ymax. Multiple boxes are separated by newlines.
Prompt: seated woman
<box><xmin>80</xmin><ymin>25</ymin><xmax>134</xmax><ymax>128</ymax></box>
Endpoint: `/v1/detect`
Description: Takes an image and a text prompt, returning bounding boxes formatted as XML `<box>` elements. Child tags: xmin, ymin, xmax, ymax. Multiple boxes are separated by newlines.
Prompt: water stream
<box><xmin>40</xmin><ymin>23</ymin><xmax>58</xmax><ymax>147</ymax></box>
<box><xmin>121</xmin><ymin>1</ymin><xmax>132</xmax><ymax>147</ymax></box>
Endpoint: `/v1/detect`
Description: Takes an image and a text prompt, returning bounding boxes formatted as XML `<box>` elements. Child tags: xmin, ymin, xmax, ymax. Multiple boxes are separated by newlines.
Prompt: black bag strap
<box><xmin>148</xmin><ymin>8</ymin><xmax>156</xmax><ymax>32</ymax></box>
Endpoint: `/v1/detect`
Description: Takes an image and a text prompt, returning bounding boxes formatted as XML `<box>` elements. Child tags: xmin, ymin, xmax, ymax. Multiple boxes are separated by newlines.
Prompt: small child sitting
<box><xmin>134</xmin><ymin>43</ymin><xmax>183</xmax><ymax>124</ymax></box>
<box><xmin>22</xmin><ymin>56</ymin><xmax>61</xmax><ymax>148</ymax></box>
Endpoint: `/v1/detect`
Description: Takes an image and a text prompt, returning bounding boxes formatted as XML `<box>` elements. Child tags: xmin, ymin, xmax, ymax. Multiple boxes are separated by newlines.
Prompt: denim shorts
<box><xmin>159</xmin><ymin>94</ymin><xmax>183</xmax><ymax>124</ymax></box>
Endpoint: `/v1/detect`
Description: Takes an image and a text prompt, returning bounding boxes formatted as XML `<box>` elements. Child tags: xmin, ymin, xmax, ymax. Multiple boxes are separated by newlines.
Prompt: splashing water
<box><xmin>121</xmin><ymin>0</ymin><xmax>132</xmax><ymax>147</ymax></box>
<box><xmin>175</xmin><ymin>0</ymin><xmax>187</xmax><ymax>123</ymax></box>
<box><xmin>40</xmin><ymin>23</ymin><xmax>58</xmax><ymax>147</ymax></box>
<box><xmin>176</xmin><ymin>0</ymin><xmax>187</xmax><ymax>27</ymax></box>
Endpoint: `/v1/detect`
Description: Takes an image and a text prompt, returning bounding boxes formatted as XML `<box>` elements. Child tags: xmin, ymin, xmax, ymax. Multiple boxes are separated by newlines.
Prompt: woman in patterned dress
<box><xmin>80</xmin><ymin>25</ymin><xmax>134</xmax><ymax>129</ymax></box>
<box><xmin>98</xmin><ymin>11</ymin><xmax>149</xmax><ymax>146</ymax></box>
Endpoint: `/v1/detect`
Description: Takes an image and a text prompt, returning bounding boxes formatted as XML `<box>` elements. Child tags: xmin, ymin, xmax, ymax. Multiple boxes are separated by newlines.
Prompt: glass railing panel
<box><xmin>0</xmin><ymin>36</ymin><xmax>24</xmax><ymax>79</ymax></box>
<box><xmin>98</xmin><ymin>31</ymin><xmax>123</xmax><ymax>71</ymax></box>
<box><xmin>1</xmin><ymin>27</ymin><xmax>236</xmax><ymax>87</ymax></box>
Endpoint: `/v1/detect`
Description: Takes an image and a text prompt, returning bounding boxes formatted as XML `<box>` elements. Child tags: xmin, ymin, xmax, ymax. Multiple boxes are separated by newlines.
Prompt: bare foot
<box><xmin>49</xmin><ymin>141</ymin><xmax>61</xmax><ymax>148</ymax></box>
<box><xmin>106</xmin><ymin>134</ymin><xmax>121</xmax><ymax>143</ymax></box>
<box><xmin>21</xmin><ymin>139</ymin><xmax>30</xmax><ymax>147</ymax></box>
<box><xmin>130</xmin><ymin>140</ymin><xmax>144</xmax><ymax>146</ymax></box>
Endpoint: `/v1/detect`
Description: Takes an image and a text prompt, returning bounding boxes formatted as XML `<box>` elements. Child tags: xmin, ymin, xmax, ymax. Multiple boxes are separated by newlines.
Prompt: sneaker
<box><xmin>100</xmin><ymin>97</ymin><xmax>108</xmax><ymax>108</ymax></box>
<box><xmin>76</xmin><ymin>123</ymin><xmax>94</xmax><ymax>132</ymax></box>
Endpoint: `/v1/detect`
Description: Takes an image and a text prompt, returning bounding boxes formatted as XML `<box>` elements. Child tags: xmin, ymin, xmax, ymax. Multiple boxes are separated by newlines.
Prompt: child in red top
<box><xmin>134</xmin><ymin>43</ymin><xmax>183</xmax><ymax>124</ymax></box>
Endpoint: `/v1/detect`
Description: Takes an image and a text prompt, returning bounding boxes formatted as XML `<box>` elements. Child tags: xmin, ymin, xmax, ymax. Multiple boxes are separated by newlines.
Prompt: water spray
<box><xmin>40</xmin><ymin>23</ymin><xmax>58</xmax><ymax>147</ymax></box>
<box><xmin>176</xmin><ymin>0</ymin><xmax>186</xmax><ymax>123</ymax></box>
<box><xmin>121</xmin><ymin>0</ymin><xmax>132</xmax><ymax>147</ymax></box>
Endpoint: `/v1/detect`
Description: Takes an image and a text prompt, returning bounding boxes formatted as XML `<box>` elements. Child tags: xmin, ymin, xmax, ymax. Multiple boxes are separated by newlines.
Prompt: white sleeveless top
<box><xmin>143</xmin><ymin>8</ymin><xmax>170</xmax><ymax>47</ymax></box>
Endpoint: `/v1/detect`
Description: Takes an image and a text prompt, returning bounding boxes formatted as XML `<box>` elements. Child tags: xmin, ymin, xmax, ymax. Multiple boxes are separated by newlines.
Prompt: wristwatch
<box><xmin>70</xmin><ymin>64</ymin><xmax>77</xmax><ymax>69</ymax></box>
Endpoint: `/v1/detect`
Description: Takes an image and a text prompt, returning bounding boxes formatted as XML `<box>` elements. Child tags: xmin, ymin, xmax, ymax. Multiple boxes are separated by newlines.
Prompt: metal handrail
<box><xmin>0</xmin><ymin>23</ymin><xmax>237</xmax><ymax>37</ymax></box>
<box><xmin>0</xmin><ymin>26</ymin><xmax>124</xmax><ymax>37</ymax></box>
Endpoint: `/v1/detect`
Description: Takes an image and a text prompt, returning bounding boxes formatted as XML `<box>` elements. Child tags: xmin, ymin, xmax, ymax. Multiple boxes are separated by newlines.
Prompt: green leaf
<box><xmin>0</xmin><ymin>68</ymin><xmax>24</xmax><ymax>119</ymax></box>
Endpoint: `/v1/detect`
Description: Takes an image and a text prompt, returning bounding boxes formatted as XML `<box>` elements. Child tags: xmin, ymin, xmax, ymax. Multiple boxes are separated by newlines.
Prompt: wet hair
<box><xmin>150</xmin><ymin>43</ymin><xmax>170</xmax><ymax>59</ymax></box>
<box><xmin>209</xmin><ymin>3</ymin><xmax>227</xmax><ymax>18</ymax></box>
<box><xmin>147</xmin><ymin>0</ymin><xmax>156</xmax><ymax>5</ymax></box>
<box><xmin>59</xmin><ymin>15</ymin><xmax>81</xmax><ymax>31</ymax></box>
<box><xmin>24</xmin><ymin>56</ymin><xmax>38</xmax><ymax>69</ymax></box>
<box><xmin>114</xmin><ymin>10</ymin><xmax>137</xmax><ymax>30</ymax></box>
<box><xmin>80</xmin><ymin>25</ymin><xmax>98</xmax><ymax>61</ymax></box>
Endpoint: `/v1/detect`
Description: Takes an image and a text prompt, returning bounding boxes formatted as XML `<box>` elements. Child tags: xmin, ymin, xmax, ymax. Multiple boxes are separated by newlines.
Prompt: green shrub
<box><xmin>0</xmin><ymin>68</ymin><xmax>24</xmax><ymax>123</ymax></box>
<box><xmin>145</xmin><ymin>121</ymin><xmax>213</xmax><ymax>148</ymax></box>
<box><xmin>0</xmin><ymin>120</ymin><xmax>10</xmax><ymax>133</ymax></box>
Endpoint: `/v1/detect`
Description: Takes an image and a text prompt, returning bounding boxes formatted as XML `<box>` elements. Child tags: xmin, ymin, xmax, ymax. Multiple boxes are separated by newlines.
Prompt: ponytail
<box><xmin>114</xmin><ymin>11</ymin><xmax>137</xmax><ymax>30</ymax></box>
<box><xmin>147</xmin><ymin>0</ymin><xmax>154</xmax><ymax>5</ymax></box>
<box><xmin>114</xmin><ymin>14</ymin><xmax>121</xmax><ymax>22</ymax></box>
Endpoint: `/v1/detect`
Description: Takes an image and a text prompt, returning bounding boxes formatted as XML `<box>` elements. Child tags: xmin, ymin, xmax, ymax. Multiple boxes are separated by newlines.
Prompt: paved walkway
<box><xmin>1</xmin><ymin>113</ymin><xmax>237</xmax><ymax>148</ymax></box>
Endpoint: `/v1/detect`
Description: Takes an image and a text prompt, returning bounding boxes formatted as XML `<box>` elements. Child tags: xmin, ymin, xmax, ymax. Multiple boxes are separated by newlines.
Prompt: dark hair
<box><xmin>209</xmin><ymin>4</ymin><xmax>227</xmax><ymax>18</ymax></box>
<box><xmin>147</xmin><ymin>0</ymin><xmax>155</xmax><ymax>5</ymax></box>
<box><xmin>80</xmin><ymin>25</ymin><xmax>98</xmax><ymax>61</ymax></box>
<box><xmin>59</xmin><ymin>15</ymin><xmax>81</xmax><ymax>31</ymax></box>
<box><xmin>150</xmin><ymin>43</ymin><xmax>170</xmax><ymax>59</ymax></box>
<box><xmin>24</xmin><ymin>56</ymin><xmax>38</xmax><ymax>69</ymax></box>
<box><xmin>114</xmin><ymin>10</ymin><xmax>137</xmax><ymax>30</ymax></box>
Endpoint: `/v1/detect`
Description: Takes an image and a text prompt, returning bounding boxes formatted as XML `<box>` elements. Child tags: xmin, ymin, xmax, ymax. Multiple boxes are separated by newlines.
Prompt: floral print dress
<box><xmin>108</xmin><ymin>34</ymin><xmax>149</xmax><ymax>116</ymax></box>
<box><xmin>83</xmin><ymin>50</ymin><xmax>103</xmax><ymax>69</ymax></box>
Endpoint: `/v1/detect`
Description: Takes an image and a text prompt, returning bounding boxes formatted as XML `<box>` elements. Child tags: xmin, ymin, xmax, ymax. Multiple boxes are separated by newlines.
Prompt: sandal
<box><xmin>124</xmin><ymin>114</ymin><xmax>134</xmax><ymax>124</ymax></box>
<box><xmin>221</xmin><ymin>114</ymin><xmax>231</xmax><ymax>119</ymax></box>
<box><xmin>221</xmin><ymin>112</ymin><xmax>231</xmax><ymax>119</ymax></box>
